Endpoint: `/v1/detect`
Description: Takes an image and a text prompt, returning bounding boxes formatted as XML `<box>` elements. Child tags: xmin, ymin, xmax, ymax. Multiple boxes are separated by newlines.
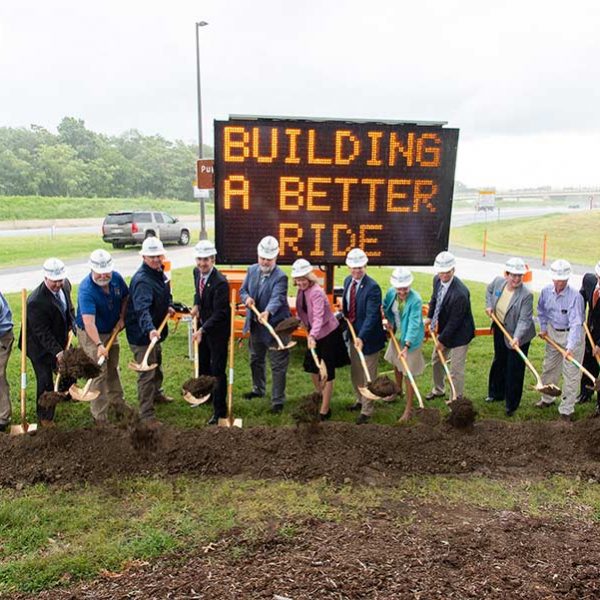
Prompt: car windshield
<box><xmin>105</xmin><ymin>213</ymin><xmax>132</xmax><ymax>225</ymax></box>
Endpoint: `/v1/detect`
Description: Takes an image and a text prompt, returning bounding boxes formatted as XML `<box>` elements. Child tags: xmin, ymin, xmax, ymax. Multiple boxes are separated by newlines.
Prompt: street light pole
<box><xmin>195</xmin><ymin>20</ymin><xmax>209</xmax><ymax>240</ymax></box>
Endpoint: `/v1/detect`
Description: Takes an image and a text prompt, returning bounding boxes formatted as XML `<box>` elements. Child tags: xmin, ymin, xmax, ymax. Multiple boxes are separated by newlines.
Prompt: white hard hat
<box><xmin>504</xmin><ymin>257</ymin><xmax>527</xmax><ymax>275</ymax></box>
<box><xmin>139</xmin><ymin>236</ymin><xmax>166</xmax><ymax>257</ymax></box>
<box><xmin>550</xmin><ymin>259</ymin><xmax>571</xmax><ymax>281</ymax></box>
<box><xmin>194</xmin><ymin>239</ymin><xmax>217</xmax><ymax>258</ymax></box>
<box><xmin>594</xmin><ymin>261</ymin><xmax>600</xmax><ymax>278</ymax></box>
<box><xmin>346</xmin><ymin>248</ymin><xmax>368</xmax><ymax>268</ymax></box>
<box><xmin>257</xmin><ymin>236</ymin><xmax>279</xmax><ymax>259</ymax></box>
<box><xmin>291</xmin><ymin>258</ymin><xmax>313</xmax><ymax>279</ymax></box>
<box><xmin>43</xmin><ymin>257</ymin><xmax>67</xmax><ymax>281</ymax></box>
<box><xmin>88</xmin><ymin>249</ymin><xmax>113</xmax><ymax>274</ymax></box>
<box><xmin>434</xmin><ymin>251</ymin><xmax>456</xmax><ymax>274</ymax></box>
<box><xmin>390</xmin><ymin>267</ymin><xmax>414</xmax><ymax>288</ymax></box>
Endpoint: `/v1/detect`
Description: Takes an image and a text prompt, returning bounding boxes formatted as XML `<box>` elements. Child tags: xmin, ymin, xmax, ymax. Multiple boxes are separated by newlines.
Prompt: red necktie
<box><xmin>198</xmin><ymin>276</ymin><xmax>205</xmax><ymax>300</ymax></box>
<box><xmin>593</xmin><ymin>287</ymin><xmax>600</xmax><ymax>309</ymax></box>
<box><xmin>348</xmin><ymin>280</ymin><xmax>358</xmax><ymax>323</ymax></box>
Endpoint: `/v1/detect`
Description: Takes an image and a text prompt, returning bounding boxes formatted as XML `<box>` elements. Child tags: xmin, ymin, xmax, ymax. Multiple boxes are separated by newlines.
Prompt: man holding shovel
<box><xmin>0</xmin><ymin>291</ymin><xmax>13</xmax><ymax>432</ymax></box>
<box><xmin>240</xmin><ymin>236</ymin><xmax>291</xmax><ymax>414</ymax></box>
<box><xmin>485</xmin><ymin>257</ymin><xmax>536</xmax><ymax>416</ymax></box>
<box><xmin>536</xmin><ymin>259</ymin><xmax>585</xmax><ymax>421</ymax></box>
<box><xmin>190</xmin><ymin>240</ymin><xmax>230</xmax><ymax>425</ymax></box>
<box><xmin>75</xmin><ymin>249</ymin><xmax>129</xmax><ymax>425</ymax></box>
<box><xmin>342</xmin><ymin>248</ymin><xmax>386</xmax><ymax>424</ymax></box>
<box><xmin>425</xmin><ymin>251</ymin><xmax>475</xmax><ymax>401</ymax></box>
<box><xmin>125</xmin><ymin>237</ymin><xmax>174</xmax><ymax>428</ymax></box>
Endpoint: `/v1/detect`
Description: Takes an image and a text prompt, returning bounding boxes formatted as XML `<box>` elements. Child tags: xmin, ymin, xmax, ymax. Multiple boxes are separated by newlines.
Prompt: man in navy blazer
<box><xmin>239</xmin><ymin>236</ymin><xmax>291</xmax><ymax>413</ymax></box>
<box><xmin>342</xmin><ymin>248</ymin><xmax>386</xmax><ymax>422</ymax></box>
<box><xmin>425</xmin><ymin>251</ymin><xmax>475</xmax><ymax>400</ymax></box>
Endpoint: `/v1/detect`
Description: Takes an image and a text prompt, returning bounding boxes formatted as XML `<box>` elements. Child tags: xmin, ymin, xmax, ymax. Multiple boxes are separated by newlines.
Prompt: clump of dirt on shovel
<box><xmin>275</xmin><ymin>317</ymin><xmax>301</xmax><ymax>336</ymax></box>
<box><xmin>182</xmin><ymin>375</ymin><xmax>216</xmax><ymax>397</ymax></box>
<box><xmin>368</xmin><ymin>376</ymin><xmax>399</xmax><ymax>398</ymax></box>
<box><xmin>59</xmin><ymin>348</ymin><xmax>101</xmax><ymax>380</ymax></box>
<box><xmin>38</xmin><ymin>391</ymin><xmax>66</xmax><ymax>408</ymax></box>
<box><xmin>446</xmin><ymin>396</ymin><xmax>477</xmax><ymax>429</ymax></box>
<box><xmin>292</xmin><ymin>392</ymin><xmax>322</xmax><ymax>427</ymax></box>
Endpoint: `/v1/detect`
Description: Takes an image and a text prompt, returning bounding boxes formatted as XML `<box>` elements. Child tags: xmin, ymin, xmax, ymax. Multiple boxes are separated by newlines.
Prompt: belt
<box><xmin>553</xmin><ymin>327</ymin><xmax>570</xmax><ymax>332</ymax></box>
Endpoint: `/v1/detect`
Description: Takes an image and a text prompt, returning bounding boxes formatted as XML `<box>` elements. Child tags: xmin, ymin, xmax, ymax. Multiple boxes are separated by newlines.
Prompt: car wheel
<box><xmin>178</xmin><ymin>229</ymin><xmax>190</xmax><ymax>246</ymax></box>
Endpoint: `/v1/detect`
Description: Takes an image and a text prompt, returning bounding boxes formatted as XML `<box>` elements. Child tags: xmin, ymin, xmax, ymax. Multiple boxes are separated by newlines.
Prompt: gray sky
<box><xmin>1</xmin><ymin>0</ymin><xmax>599</xmax><ymax>188</ymax></box>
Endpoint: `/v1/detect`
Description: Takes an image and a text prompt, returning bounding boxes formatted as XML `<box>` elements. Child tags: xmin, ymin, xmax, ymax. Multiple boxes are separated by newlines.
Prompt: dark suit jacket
<box><xmin>427</xmin><ymin>275</ymin><xmax>475</xmax><ymax>348</ymax></box>
<box><xmin>22</xmin><ymin>280</ymin><xmax>75</xmax><ymax>362</ymax></box>
<box><xmin>194</xmin><ymin>267</ymin><xmax>230</xmax><ymax>340</ymax></box>
<box><xmin>342</xmin><ymin>273</ymin><xmax>386</xmax><ymax>355</ymax></box>
<box><xmin>580</xmin><ymin>273</ymin><xmax>600</xmax><ymax>342</ymax></box>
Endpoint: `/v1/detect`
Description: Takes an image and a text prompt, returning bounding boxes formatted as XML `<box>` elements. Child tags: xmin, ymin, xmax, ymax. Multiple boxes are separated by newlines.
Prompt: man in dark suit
<box><xmin>342</xmin><ymin>248</ymin><xmax>386</xmax><ymax>424</ymax></box>
<box><xmin>191</xmin><ymin>239</ymin><xmax>230</xmax><ymax>425</ymax></box>
<box><xmin>485</xmin><ymin>257</ymin><xmax>536</xmax><ymax>416</ymax></box>
<box><xmin>425</xmin><ymin>251</ymin><xmax>475</xmax><ymax>400</ymax></box>
<box><xmin>24</xmin><ymin>258</ymin><xmax>75</xmax><ymax>427</ymax></box>
<box><xmin>239</xmin><ymin>236</ymin><xmax>291</xmax><ymax>414</ymax></box>
<box><xmin>578</xmin><ymin>262</ymin><xmax>600</xmax><ymax>413</ymax></box>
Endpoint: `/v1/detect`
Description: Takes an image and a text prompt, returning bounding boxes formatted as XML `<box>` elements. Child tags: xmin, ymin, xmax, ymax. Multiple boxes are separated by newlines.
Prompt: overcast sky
<box><xmin>1</xmin><ymin>0</ymin><xmax>599</xmax><ymax>188</ymax></box>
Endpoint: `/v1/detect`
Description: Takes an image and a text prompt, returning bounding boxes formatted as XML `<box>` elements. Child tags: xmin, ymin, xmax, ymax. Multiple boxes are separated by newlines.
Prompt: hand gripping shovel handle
<box><xmin>389</xmin><ymin>332</ymin><xmax>424</xmax><ymax>408</ymax></box>
<box><xmin>583</xmin><ymin>322</ymin><xmax>600</xmax><ymax>366</ymax></box>
<box><xmin>248</xmin><ymin>304</ymin><xmax>285</xmax><ymax>349</ymax></box>
<box><xmin>345</xmin><ymin>317</ymin><xmax>372</xmax><ymax>384</ymax></box>
<box><xmin>489</xmin><ymin>312</ymin><xmax>544</xmax><ymax>386</ymax></box>
<box><xmin>429</xmin><ymin>327</ymin><xmax>458</xmax><ymax>401</ymax></box>
<box><xmin>544</xmin><ymin>334</ymin><xmax>598</xmax><ymax>385</ymax></box>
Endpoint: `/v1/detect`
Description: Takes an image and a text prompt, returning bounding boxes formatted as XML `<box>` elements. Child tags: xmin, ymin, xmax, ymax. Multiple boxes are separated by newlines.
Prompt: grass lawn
<box><xmin>0</xmin><ymin>196</ymin><xmax>212</xmax><ymax>220</ymax></box>
<box><xmin>2</xmin><ymin>266</ymin><xmax>596</xmax><ymax>430</ymax></box>
<box><xmin>450</xmin><ymin>210</ymin><xmax>600</xmax><ymax>265</ymax></box>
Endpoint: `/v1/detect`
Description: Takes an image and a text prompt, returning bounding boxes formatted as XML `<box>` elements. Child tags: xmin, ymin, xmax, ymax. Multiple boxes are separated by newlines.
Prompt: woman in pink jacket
<box><xmin>292</xmin><ymin>259</ymin><xmax>349</xmax><ymax>420</ymax></box>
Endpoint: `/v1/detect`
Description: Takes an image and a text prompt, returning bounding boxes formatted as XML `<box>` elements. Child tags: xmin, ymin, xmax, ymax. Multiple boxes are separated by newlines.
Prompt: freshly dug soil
<box><xmin>368</xmin><ymin>375</ymin><xmax>399</xmax><ymax>397</ymax></box>
<box><xmin>2</xmin><ymin>418</ymin><xmax>600</xmax><ymax>489</ymax></box>
<box><xmin>13</xmin><ymin>501</ymin><xmax>600</xmax><ymax>599</ymax></box>
<box><xmin>275</xmin><ymin>316</ymin><xmax>301</xmax><ymax>335</ymax></box>
<box><xmin>37</xmin><ymin>391</ymin><xmax>66</xmax><ymax>408</ymax></box>
<box><xmin>181</xmin><ymin>375</ymin><xmax>216</xmax><ymax>397</ymax></box>
<box><xmin>291</xmin><ymin>392</ymin><xmax>322</xmax><ymax>426</ymax></box>
<box><xmin>59</xmin><ymin>348</ymin><xmax>101</xmax><ymax>380</ymax></box>
<box><xmin>447</xmin><ymin>397</ymin><xmax>478</xmax><ymax>429</ymax></box>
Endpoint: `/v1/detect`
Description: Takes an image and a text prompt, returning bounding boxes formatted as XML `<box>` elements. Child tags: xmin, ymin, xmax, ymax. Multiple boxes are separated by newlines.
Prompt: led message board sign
<box><xmin>214</xmin><ymin>118</ymin><xmax>459</xmax><ymax>265</ymax></box>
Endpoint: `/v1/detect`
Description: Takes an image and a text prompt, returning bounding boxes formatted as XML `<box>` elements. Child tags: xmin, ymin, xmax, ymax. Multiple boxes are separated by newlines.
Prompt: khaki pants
<box><xmin>539</xmin><ymin>324</ymin><xmax>585</xmax><ymax>415</ymax></box>
<box><xmin>77</xmin><ymin>327</ymin><xmax>125</xmax><ymax>422</ymax></box>
<box><xmin>129</xmin><ymin>342</ymin><xmax>163</xmax><ymax>421</ymax></box>
<box><xmin>431</xmin><ymin>344</ymin><xmax>469</xmax><ymax>397</ymax></box>
<box><xmin>0</xmin><ymin>330</ymin><xmax>13</xmax><ymax>425</ymax></box>
<box><xmin>349</xmin><ymin>344</ymin><xmax>380</xmax><ymax>416</ymax></box>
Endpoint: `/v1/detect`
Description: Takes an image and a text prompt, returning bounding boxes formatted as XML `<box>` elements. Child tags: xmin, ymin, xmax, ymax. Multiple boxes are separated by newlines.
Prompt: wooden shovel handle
<box><xmin>544</xmin><ymin>334</ymin><xmax>596</xmax><ymax>383</ymax></box>
<box><xmin>248</xmin><ymin>303</ymin><xmax>285</xmax><ymax>349</ymax></box>
<box><xmin>54</xmin><ymin>331</ymin><xmax>75</xmax><ymax>392</ymax></box>
<box><xmin>583</xmin><ymin>322</ymin><xmax>600</xmax><ymax>365</ymax></box>
<box><xmin>345</xmin><ymin>318</ymin><xmax>372</xmax><ymax>384</ymax></box>
<box><xmin>20</xmin><ymin>289</ymin><xmax>27</xmax><ymax>425</ymax></box>
<box><xmin>429</xmin><ymin>327</ymin><xmax>457</xmax><ymax>400</ymax></box>
<box><xmin>227</xmin><ymin>289</ymin><xmax>236</xmax><ymax>422</ymax></box>
<box><xmin>192</xmin><ymin>316</ymin><xmax>199</xmax><ymax>378</ymax></box>
<box><xmin>389</xmin><ymin>332</ymin><xmax>423</xmax><ymax>408</ymax></box>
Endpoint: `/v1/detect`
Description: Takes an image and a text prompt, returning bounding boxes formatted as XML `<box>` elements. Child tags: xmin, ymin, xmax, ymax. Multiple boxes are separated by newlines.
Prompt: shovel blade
<box><xmin>10</xmin><ymin>422</ymin><xmax>37</xmax><ymax>436</ymax></box>
<box><xmin>69</xmin><ymin>384</ymin><xmax>99</xmax><ymax>402</ymax></box>
<box><xmin>358</xmin><ymin>385</ymin><xmax>382</xmax><ymax>401</ymax></box>
<box><xmin>128</xmin><ymin>361</ymin><xmax>158</xmax><ymax>372</ymax></box>
<box><xmin>183</xmin><ymin>391</ymin><xmax>211</xmax><ymax>406</ymax></box>
<box><xmin>534</xmin><ymin>383</ymin><xmax>562</xmax><ymax>397</ymax></box>
<box><xmin>218</xmin><ymin>417</ymin><xmax>243</xmax><ymax>428</ymax></box>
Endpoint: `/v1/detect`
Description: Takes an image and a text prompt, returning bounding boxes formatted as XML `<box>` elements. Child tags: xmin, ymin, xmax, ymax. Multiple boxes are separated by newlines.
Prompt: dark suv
<box><xmin>102</xmin><ymin>211</ymin><xmax>191</xmax><ymax>248</ymax></box>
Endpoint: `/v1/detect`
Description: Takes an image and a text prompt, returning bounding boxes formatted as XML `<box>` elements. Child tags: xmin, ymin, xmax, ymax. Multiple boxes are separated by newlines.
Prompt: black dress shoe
<box><xmin>577</xmin><ymin>393</ymin><xmax>591</xmax><ymax>404</ymax></box>
<box><xmin>206</xmin><ymin>415</ymin><xmax>219</xmax><ymax>425</ymax></box>
<box><xmin>319</xmin><ymin>409</ymin><xmax>331</xmax><ymax>421</ymax></box>
<box><xmin>425</xmin><ymin>391</ymin><xmax>445</xmax><ymax>401</ymax></box>
<box><xmin>243</xmin><ymin>391</ymin><xmax>264</xmax><ymax>400</ymax></box>
<box><xmin>505</xmin><ymin>409</ymin><xmax>516</xmax><ymax>417</ymax></box>
<box><xmin>356</xmin><ymin>414</ymin><xmax>370</xmax><ymax>425</ymax></box>
<box><xmin>485</xmin><ymin>396</ymin><xmax>502</xmax><ymax>403</ymax></box>
<box><xmin>0</xmin><ymin>422</ymin><xmax>7</xmax><ymax>432</ymax></box>
<box><xmin>270</xmin><ymin>404</ymin><xmax>283</xmax><ymax>414</ymax></box>
<box><xmin>347</xmin><ymin>402</ymin><xmax>362</xmax><ymax>412</ymax></box>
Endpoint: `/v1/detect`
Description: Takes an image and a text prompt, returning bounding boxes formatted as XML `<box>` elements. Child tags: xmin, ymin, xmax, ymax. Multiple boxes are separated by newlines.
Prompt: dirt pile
<box><xmin>368</xmin><ymin>375</ymin><xmax>399</xmax><ymax>397</ymax></box>
<box><xmin>59</xmin><ymin>348</ymin><xmax>101</xmax><ymax>380</ymax></box>
<box><xmin>447</xmin><ymin>397</ymin><xmax>478</xmax><ymax>429</ymax></box>
<box><xmin>2</xmin><ymin>418</ymin><xmax>600</xmax><ymax>488</ymax></box>
<box><xmin>181</xmin><ymin>375</ymin><xmax>216</xmax><ymax>397</ymax></box>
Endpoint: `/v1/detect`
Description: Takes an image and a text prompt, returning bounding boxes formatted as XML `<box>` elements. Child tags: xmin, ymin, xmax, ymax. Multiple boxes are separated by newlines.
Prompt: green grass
<box><xmin>450</xmin><ymin>210</ymin><xmax>600</xmax><ymax>265</ymax></box>
<box><xmin>0</xmin><ymin>196</ymin><xmax>212</xmax><ymax>220</ymax></box>
<box><xmin>2</xmin><ymin>266</ymin><xmax>597</xmax><ymax>430</ymax></box>
<box><xmin>1</xmin><ymin>474</ymin><xmax>599</xmax><ymax>593</ymax></box>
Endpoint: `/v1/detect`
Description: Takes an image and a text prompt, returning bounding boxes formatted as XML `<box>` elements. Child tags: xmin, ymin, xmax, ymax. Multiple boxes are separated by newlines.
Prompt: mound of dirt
<box><xmin>446</xmin><ymin>397</ymin><xmax>478</xmax><ymax>429</ymax></box>
<box><xmin>2</xmin><ymin>419</ymin><xmax>600</xmax><ymax>488</ymax></box>
<box><xmin>59</xmin><ymin>348</ymin><xmax>101</xmax><ymax>380</ymax></box>
<box><xmin>14</xmin><ymin>501</ymin><xmax>600</xmax><ymax>599</ymax></box>
<box><xmin>291</xmin><ymin>392</ymin><xmax>322</xmax><ymax>427</ymax></box>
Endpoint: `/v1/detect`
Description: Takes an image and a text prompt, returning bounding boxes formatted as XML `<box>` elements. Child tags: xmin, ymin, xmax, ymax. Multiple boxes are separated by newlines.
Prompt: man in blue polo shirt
<box><xmin>0</xmin><ymin>292</ymin><xmax>13</xmax><ymax>432</ymax></box>
<box><xmin>76</xmin><ymin>249</ymin><xmax>128</xmax><ymax>425</ymax></box>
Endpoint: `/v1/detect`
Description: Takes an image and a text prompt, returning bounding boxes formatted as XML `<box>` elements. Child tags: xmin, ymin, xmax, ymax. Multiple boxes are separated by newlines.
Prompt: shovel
<box><xmin>344</xmin><ymin>318</ymin><xmax>383</xmax><ymax>401</ymax></box>
<box><xmin>38</xmin><ymin>331</ymin><xmax>75</xmax><ymax>408</ymax></box>
<box><xmin>429</xmin><ymin>327</ymin><xmax>458</xmax><ymax>402</ymax></box>
<box><xmin>69</xmin><ymin>326</ymin><xmax>120</xmax><ymax>402</ymax></box>
<box><xmin>11</xmin><ymin>289</ymin><xmax>37</xmax><ymax>435</ymax></box>
<box><xmin>490</xmin><ymin>313</ymin><xmax>561</xmax><ymax>396</ymax></box>
<box><xmin>128</xmin><ymin>314</ymin><xmax>170</xmax><ymax>372</ymax></box>
<box><xmin>219</xmin><ymin>288</ymin><xmax>242</xmax><ymax>428</ymax></box>
<box><xmin>389</xmin><ymin>331</ymin><xmax>424</xmax><ymax>409</ymax></box>
<box><xmin>248</xmin><ymin>304</ymin><xmax>296</xmax><ymax>351</ymax></box>
<box><xmin>583</xmin><ymin>322</ymin><xmax>600</xmax><ymax>368</ymax></box>
<box><xmin>310</xmin><ymin>347</ymin><xmax>328</xmax><ymax>388</ymax></box>
<box><xmin>182</xmin><ymin>316</ymin><xmax>211</xmax><ymax>406</ymax></box>
<box><xmin>544</xmin><ymin>334</ymin><xmax>600</xmax><ymax>391</ymax></box>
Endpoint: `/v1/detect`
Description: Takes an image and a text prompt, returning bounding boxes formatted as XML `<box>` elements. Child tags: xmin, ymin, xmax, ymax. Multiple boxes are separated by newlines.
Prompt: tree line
<box><xmin>0</xmin><ymin>117</ymin><xmax>212</xmax><ymax>200</ymax></box>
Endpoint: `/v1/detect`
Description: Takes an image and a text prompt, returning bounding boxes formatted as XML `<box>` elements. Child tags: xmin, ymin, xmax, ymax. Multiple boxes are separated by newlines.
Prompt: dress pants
<box><xmin>31</xmin><ymin>355</ymin><xmax>56</xmax><ymax>421</ymax></box>
<box><xmin>579</xmin><ymin>336</ymin><xmax>599</xmax><ymax>400</ymax></box>
<box><xmin>0</xmin><ymin>331</ymin><xmax>13</xmax><ymax>426</ymax></box>
<box><xmin>129</xmin><ymin>343</ymin><xmax>164</xmax><ymax>421</ymax></box>
<box><xmin>199</xmin><ymin>334</ymin><xmax>228</xmax><ymax>418</ymax></box>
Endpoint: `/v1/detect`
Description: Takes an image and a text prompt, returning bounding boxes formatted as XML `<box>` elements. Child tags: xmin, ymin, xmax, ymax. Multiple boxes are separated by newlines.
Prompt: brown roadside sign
<box><xmin>196</xmin><ymin>159</ymin><xmax>214</xmax><ymax>189</ymax></box>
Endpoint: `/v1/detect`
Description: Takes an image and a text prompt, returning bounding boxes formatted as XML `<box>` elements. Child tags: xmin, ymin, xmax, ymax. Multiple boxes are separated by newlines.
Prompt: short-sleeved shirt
<box><xmin>76</xmin><ymin>272</ymin><xmax>129</xmax><ymax>333</ymax></box>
